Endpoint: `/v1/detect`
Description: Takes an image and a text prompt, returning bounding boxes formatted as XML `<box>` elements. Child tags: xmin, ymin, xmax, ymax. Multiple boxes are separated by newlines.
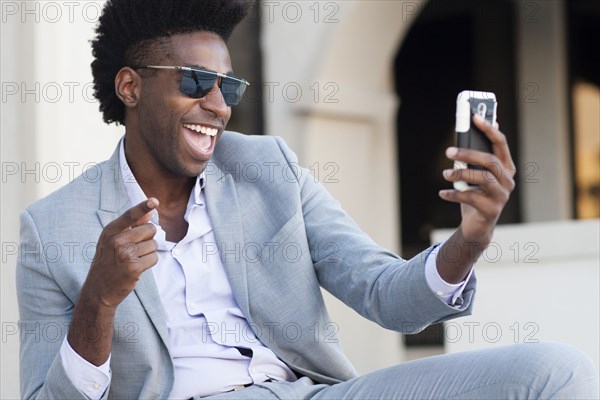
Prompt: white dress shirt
<box><xmin>60</xmin><ymin>138</ymin><xmax>471</xmax><ymax>399</ymax></box>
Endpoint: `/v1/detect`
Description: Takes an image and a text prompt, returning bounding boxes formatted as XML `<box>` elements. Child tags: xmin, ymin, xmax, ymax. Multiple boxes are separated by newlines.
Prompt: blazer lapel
<box><xmin>97</xmin><ymin>143</ymin><xmax>171</xmax><ymax>352</ymax></box>
<box><xmin>204</xmin><ymin>161</ymin><xmax>251</xmax><ymax>318</ymax></box>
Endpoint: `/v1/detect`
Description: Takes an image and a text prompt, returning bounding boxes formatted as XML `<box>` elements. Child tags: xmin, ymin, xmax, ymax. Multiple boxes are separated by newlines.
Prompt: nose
<box><xmin>199</xmin><ymin>80</ymin><xmax>230</xmax><ymax>117</ymax></box>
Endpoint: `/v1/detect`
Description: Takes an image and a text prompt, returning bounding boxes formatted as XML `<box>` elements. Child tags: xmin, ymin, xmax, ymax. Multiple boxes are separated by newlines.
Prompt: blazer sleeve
<box><xmin>16</xmin><ymin>210</ymin><xmax>109</xmax><ymax>400</ymax></box>
<box><xmin>272</xmin><ymin>136</ymin><xmax>476</xmax><ymax>333</ymax></box>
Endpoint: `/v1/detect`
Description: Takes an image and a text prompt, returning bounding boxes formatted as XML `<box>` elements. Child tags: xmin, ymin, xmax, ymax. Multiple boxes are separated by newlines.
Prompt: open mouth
<box><xmin>183</xmin><ymin>124</ymin><xmax>218</xmax><ymax>136</ymax></box>
<box><xmin>182</xmin><ymin>123</ymin><xmax>218</xmax><ymax>158</ymax></box>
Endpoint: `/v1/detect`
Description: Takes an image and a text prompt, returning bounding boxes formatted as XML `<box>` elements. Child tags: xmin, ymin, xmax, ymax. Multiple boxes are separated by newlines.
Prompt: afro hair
<box><xmin>90</xmin><ymin>0</ymin><xmax>254</xmax><ymax>125</ymax></box>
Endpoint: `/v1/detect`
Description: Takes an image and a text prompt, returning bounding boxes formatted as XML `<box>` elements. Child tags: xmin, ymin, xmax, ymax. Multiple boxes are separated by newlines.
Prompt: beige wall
<box><xmin>432</xmin><ymin>219</ymin><xmax>600</xmax><ymax>369</ymax></box>
<box><xmin>516</xmin><ymin>0</ymin><xmax>573</xmax><ymax>221</ymax></box>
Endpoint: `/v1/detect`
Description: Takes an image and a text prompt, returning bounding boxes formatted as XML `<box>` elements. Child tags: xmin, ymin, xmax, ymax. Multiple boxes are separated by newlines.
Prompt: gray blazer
<box><xmin>17</xmin><ymin>132</ymin><xmax>476</xmax><ymax>399</ymax></box>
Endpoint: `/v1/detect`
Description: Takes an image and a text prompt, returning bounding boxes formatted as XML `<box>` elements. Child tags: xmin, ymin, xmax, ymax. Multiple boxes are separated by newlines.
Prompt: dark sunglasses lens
<box><xmin>180</xmin><ymin>70</ymin><xmax>216</xmax><ymax>98</ymax></box>
<box><xmin>221</xmin><ymin>78</ymin><xmax>247</xmax><ymax>106</ymax></box>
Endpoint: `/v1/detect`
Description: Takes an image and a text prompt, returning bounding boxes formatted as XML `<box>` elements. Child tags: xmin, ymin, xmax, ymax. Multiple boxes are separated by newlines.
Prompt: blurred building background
<box><xmin>1</xmin><ymin>1</ymin><xmax>599</xmax><ymax>398</ymax></box>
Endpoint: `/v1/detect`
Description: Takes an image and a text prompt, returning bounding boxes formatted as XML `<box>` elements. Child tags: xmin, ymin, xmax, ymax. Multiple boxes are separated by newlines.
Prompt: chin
<box><xmin>187</xmin><ymin>162</ymin><xmax>210</xmax><ymax>178</ymax></box>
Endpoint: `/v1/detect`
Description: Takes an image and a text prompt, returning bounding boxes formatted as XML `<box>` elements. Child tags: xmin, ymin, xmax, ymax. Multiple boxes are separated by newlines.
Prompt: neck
<box><xmin>123</xmin><ymin>135</ymin><xmax>197</xmax><ymax>208</ymax></box>
<box><xmin>136</xmin><ymin>172</ymin><xmax>196</xmax><ymax>206</ymax></box>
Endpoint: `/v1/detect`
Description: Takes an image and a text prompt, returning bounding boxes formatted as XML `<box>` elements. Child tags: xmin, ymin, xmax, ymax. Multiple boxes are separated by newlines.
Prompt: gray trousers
<box><xmin>207</xmin><ymin>343</ymin><xmax>599</xmax><ymax>399</ymax></box>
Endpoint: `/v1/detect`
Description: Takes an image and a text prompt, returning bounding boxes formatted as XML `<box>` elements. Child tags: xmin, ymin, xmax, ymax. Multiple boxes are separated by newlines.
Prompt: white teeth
<box><xmin>183</xmin><ymin>124</ymin><xmax>218</xmax><ymax>136</ymax></box>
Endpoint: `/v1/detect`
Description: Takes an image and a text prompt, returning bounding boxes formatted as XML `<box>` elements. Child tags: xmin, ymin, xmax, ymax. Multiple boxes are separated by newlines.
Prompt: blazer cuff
<box><xmin>424</xmin><ymin>241</ymin><xmax>474</xmax><ymax>306</ymax></box>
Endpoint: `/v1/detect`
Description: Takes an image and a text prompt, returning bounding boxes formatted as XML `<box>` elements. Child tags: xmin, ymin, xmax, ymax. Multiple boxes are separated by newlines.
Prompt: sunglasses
<box><xmin>134</xmin><ymin>65</ymin><xmax>250</xmax><ymax>106</ymax></box>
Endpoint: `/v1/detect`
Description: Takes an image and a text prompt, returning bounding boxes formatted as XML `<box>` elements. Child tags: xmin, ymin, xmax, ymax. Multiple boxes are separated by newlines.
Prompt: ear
<box><xmin>115</xmin><ymin>67</ymin><xmax>141</xmax><ymax>108</ymax></box>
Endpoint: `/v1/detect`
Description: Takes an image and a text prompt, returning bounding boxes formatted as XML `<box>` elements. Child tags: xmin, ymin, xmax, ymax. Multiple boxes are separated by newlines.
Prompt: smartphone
<box><xmin>453</xmin><ymin>90</ymin><xmax>497</xmax><ymax>192</ymax></box>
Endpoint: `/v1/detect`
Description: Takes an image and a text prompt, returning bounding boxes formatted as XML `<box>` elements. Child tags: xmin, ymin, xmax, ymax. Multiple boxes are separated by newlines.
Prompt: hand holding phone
<box><xmin>453</xmin><ymin>90</ymin><xmax>497</xmax><ymax>192</ymax></box>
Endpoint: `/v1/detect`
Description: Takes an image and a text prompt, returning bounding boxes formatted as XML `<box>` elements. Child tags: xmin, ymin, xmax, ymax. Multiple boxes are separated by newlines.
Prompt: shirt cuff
<box><xmin>60</xmin><ymin>336</ymin><xmax>111</xmax><ymax>400</ymax></box>
<box><xmin>424</xmin><ymin>242</ymin><xmax>474</xmax><ymax>306</ymax></box>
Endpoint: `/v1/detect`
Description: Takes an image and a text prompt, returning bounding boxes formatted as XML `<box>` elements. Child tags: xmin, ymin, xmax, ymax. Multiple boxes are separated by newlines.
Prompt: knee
<box><xmin>517</xmin><ymin>342</ymin><xmax>599</xmax><ymax>396</ymax></box>
<box><xmin>532</xmin><ymin>342</ymin><xmax>595</xmax><ymax>373</ymax></box>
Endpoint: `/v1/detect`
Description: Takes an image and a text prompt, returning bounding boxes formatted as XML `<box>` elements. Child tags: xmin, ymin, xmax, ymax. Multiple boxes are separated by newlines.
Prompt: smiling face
<box><xmin>122</xmin><ymin>31</ymin><xmax>233</xmax><ymax>181</ymax></box>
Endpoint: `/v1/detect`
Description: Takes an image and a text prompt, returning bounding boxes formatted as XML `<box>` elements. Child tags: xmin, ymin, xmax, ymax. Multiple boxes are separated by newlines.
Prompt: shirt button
<box><xmin>91</xmin><ymin>383</ymin><xmax>101</xmax><ymax>390</ymax></box>
<box><xmin>172</xmin><ymin>248</ymin><xmax>180</xmax><ymax>256</ymax></box>
<box><xmin>436</xmin><ymin>290</ymin><xmax>444</xmax><ymax>297</ymax></box>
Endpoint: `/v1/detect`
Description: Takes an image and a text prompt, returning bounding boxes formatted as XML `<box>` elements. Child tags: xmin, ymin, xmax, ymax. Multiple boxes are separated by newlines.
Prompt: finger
<box><xmin>439</xmin><ymin>189</ymin><xmax>497</xmax><ymax>213</ymax></box>
<box><xmin>115</xmin><ymin>239</ymin><xmax>158</xmax><ymax>265</ymax></box>
<box><xmin>130</xmin><ymin>198</ymin><xmax>159</xmax><ymax>229</ymax></box>
<box><xmin>128</xmin><ymin>239</ymin><xmax>158</xmax><ymax>258</ymax></box>
<box><xmin>446</xmin><ymin>147</ymin><xmax>515</xmax><ymax>188</ymax></box>
<box><xmin>137</xmin><ymin>252</ymin><xmax>159</xmax><ymax>272</ymax></box>
<box><xmin>439</xmin><ymin>188</ymin><xmax>484</xmax><ymax>204</ymax></box>
<box><xmin>472</xmin><ymin>116</ymin><xmax>515</xmax><ymax>176</ymax></box>
<box><xmin>444</xmin><ymin>164</ymin><xmax>514</xmax><ymax>193</ymax></box>
<box><xmin>127</xmin><ymin>222</ymin><xmax>158</xmax><ymax>241</ymax></box>
<box><xmin>105</xmin><ymin>198</ymin><xmax>159</xmax><ymax>235</ymax></box>
<box><xmin>443</xmin><ymin>168</ymin><xmax>500</xmax><ymax>188</ymax></box>
<box><xmin>114</xmin><ymin>224</ymin><xmax>157</xmax><ymax>250</ymax></box>
<box><xmin>446</xmin><ymin>147</ymin><xmax>499</xmax><ymax>173</ymax></box>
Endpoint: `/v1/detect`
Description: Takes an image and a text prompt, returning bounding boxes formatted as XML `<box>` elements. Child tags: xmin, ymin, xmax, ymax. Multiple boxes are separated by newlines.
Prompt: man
<box><xmin>17</xmin><ymin>0</ymin><xmax>599</xmax><ymax>399</ymax></box>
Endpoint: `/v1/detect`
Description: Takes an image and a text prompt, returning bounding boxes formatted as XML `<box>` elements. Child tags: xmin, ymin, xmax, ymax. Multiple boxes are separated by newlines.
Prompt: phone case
<box><xmin>454</xmin><ymin>90</ymin><xmax>497</xmax><ymax>192</ymax></box>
